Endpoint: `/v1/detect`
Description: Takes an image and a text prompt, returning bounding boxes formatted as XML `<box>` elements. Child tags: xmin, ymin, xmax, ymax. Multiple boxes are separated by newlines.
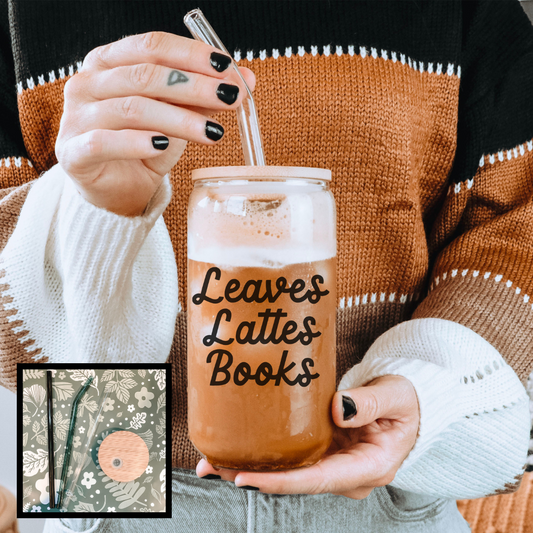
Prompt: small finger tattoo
<box><xmin>168</xmin><ymin>70</ymin><xmax>189</xmax><ymax>85</ymax></box>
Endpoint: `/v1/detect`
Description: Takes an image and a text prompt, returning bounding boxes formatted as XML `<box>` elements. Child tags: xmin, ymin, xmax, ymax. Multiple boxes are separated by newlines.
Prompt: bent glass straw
<box><xmin>184</xmin><ymin>8</ymin><xmax>266</xmax><ymax>166</ymax></box>
<box><xmin>57</xmin><ymin>376</ymin><xmax>93</xmax><ymax>509</ymax></box>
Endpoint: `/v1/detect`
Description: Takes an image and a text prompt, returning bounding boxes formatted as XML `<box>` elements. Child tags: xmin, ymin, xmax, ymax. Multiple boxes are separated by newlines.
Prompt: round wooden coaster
<box><xmin>98</xmin><ymin>431</ymin><xmax>149</xmax><ymax>482</ymax></box>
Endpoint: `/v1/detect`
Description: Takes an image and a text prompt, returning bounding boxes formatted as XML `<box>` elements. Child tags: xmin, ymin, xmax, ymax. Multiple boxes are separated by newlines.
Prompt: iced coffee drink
<box><xmin>188</xmin><ymin>166</ymin><xmax>336</xmax><ymax>471</ymax></box>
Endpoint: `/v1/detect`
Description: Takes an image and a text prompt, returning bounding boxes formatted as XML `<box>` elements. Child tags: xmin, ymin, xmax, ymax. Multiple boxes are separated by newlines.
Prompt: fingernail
<box><xmin>205</xmin><ymin>121</ymin><xmax>224</xmax><ymax>141</ymax></box>
<box><xmin>210</xmin><ymin>52</ymin><xmax>232</xmax><ymax>72</ymax></box>
<box><xmin>200</xmin><ymin>474</ymin><xmax>221</xmax><ymax>480</ymax></box>
<box><xmin>152</xmin><ymin>136</ymin><xmax>169</xmax><ymax>150</ymax></box>
<box><xmin>216</xmin><ymin>83</ymin><xmax>239</xmax><ymax>105</ymax></box>
<box><xmin>238</xmin><ymin>485</ymin><xmax>260</xmax><ymax>491</ymax></box>
<box><xmin>342</xmin><ymin>395</ymin><xmax>357</xmax><ymax>420</ymax></box>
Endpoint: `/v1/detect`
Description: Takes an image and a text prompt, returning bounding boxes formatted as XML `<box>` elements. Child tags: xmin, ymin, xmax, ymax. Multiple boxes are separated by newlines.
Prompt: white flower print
<box><xmin>103</xmin><ymin>398</ymin><xmax>115</xmax><ymax>412</ymax></box>
<box><xmin>127</xmin><ymin>404</ymin><xmax>135</xmax><ymax>412</ymax></box>
<box><xmin>160</xmin><ymin>468</ymin><xmax>166</xmax><ymax>493</ymax></box>
<box><xmin>135</xmin><ymin>386</ymin><xmax>155</xmax><ymax>408</ymax></box>
<box><xmin>108</xmin><ymin>507</ymin><xmax>116</xmax><ymax>512</ymax></box>
<box><xmin>73</xmin><ymin>436</ymin><xmax>82</xmax><ymax>448</ymax></box>
<box><xmin>58</xmin><ymin>372</ymin><xmax>65</xmax><ymax>379</ymax></box>
<box><xmin>159</xmin><ymin>447</ymin><xmax>166</xmax><ymax>460</ymax></box>
<box><xmin>31</xmin><ymin>505</ymin><xmax>41</xmax><ymax>512</ymax></box>
<box><xmin>78</xmin><ymin>426</ymin><xmax>85</xmax><ymax>434</ymax></box>
<box><xmin>127</xmin><ymin>412</ymin><xmax>146</xmax><ymax>430</ymax></box>
<box><xmin>35</xmin><ymin>474</ymin><xmax>61</xmax><ymax>505</ymax></box>
<box><xmin>81</xmin><ymin>471</ymin><xmax>96</xmax><ymax>489</ymax></box>
<box><xmin>148</xmin><ymin>369</ymin><xmax>166</xmax><ymax>390</ymax></box>
<box><xmin>145</xmin><ymin>465</ymin><xmax>153</xmax><ymax>474</ymax></box>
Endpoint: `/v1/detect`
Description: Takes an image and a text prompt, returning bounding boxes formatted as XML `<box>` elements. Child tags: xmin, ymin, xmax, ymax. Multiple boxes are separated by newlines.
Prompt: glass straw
<box><xmin>184</xmin><ymin>8</ymin><xmax>266</xmax><ymax>166</ymax></box>
<box><xmin>57</xmin><ymin>376</ymin><xmax>93</xmax><ymax>508</ymax></box>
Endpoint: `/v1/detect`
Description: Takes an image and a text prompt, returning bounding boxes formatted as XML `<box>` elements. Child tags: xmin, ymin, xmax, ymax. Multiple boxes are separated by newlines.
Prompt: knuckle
<box><xmin>362</xmin><ymin>390</ymin><xmax>380</xmax><ymax>421</ymax></box>
<box><xmin>130</xmin><ymin>63</ymin><xmax>158</xmax><ymax>92</ymax></box>
<box><xmin>63</xmin><ymin>72</ymin><xmax>85</xmax><ymax>100</ymax></box>
<box><xmin>119</xmin><ymin>96</ymin><xmax>143</xmax><ymax>121</ymax></box>
<box><xmin>63</xmin><ymin>77</ymin><xmax>75</xmax><ymax>99</ymax></box>
<box><xmin>54</xmin><ymin>137</ymin><xmax>66</xmax><ymax>165</ymax></box>
<box><xmin>178</xmin><ymin>112</ymin><xmax>195</xmax><ymax>134</ymax></box>
<box><xmin>376</xmin><ymin>471</ymin><xmax>395</xmax><ymax>487</ymax></box>
<box><xmin>85</xmin><ymin>43</ymin><xmax>112</xmax><ymax>69</ymax></box>
<box><xmin>190</xmin><ymin>75</ymin><xmax>203</xmax><ymax>97</ymax></box>
<box><xmin>55</xmin><ymin>134</ymin><xmax>77</xmax><ymax>171</ymax></box>
<box><xmin>138</xmin><ymin>31</ymin><xmax>165</xmax><ymax>54</ymax></box>
<box><xmin>354</xmin><ymin>488</ymin><xmax>374</xmax><ymax>500</ymax></box>
<box><xmin>83</xmin><ymin>130</ymin><xmax>104</xmax><ymax>158</ymax></box>
<box><xmin>309</xmin><ymin>479</ymin><xmax>328</xmax><ymax>496</ymax></box>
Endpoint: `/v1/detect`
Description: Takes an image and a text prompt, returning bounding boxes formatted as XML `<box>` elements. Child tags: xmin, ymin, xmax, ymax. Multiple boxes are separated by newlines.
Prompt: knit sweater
<box><xmin>0</xmin><ymin>0</ymin><xmax>532</xmax><ymax>500</ymax></box>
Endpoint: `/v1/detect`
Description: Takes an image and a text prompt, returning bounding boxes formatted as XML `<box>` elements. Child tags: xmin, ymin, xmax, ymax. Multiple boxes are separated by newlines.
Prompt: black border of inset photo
<box><xmin>17</xmin><ymin>362</ymin><xmax>172</xmax><ymax>519</ymax></box>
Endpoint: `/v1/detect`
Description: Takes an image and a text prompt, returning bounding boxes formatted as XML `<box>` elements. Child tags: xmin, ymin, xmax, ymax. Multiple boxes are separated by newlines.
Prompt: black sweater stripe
<box><xmin>9</xmin><ymin>0</ymin><xmax>461</xmax><ymax>83</ymax></box>
<box><xmin>3</xmin><ymin>0</ymin><xmax>533</xmax><ymax>184</ymax></box>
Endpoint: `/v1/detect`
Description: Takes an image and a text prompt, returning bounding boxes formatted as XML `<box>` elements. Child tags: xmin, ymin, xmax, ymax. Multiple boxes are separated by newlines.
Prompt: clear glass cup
<box><xmin>187</xmin><ymin>166</ymin><xmax>337</xmax><ymax>471</ymax></box>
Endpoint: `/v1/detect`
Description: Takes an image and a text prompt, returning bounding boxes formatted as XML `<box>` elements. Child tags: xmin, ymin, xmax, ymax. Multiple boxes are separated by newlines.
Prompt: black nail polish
<box><xmin>238</xmin><ymin>485</ymin><xmax>260</xmax><ymax>491</ymax></box>
<box><xmin>205</xmin><ymin>121</ymin><xmax>224</xmax><ymax>141</ymax></box>
<box><xmin>216</xmin><ymin>83</ymin><xmax>239</xmax><ymax>105</ymax></box>
<box><xmin>201</xmin><ymin>474</ymin><xmax>221</xmax><ymax>480</ymax></box>
<box><xmin>342</xmin><ymin>395</ymin><xmax>357</xmax><ymax>420</ymax></box>
<box><xmin>210</xmin><ymin>52</ymin><xmax>232</xmax><ymax>72</ymax></box>
<box><xmin>152</xmin><ymin>136</ymin><xmax>169</xmax><ymax>150</ymax></box>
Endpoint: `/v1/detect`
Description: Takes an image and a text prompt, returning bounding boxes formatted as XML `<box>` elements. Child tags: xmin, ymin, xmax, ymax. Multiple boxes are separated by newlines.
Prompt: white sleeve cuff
<box><xmin>338</xmin><ymin>318</ymin><xmax>530</xmax><ymax>496</ymax></box>
<box><xmin>55</xmin><ymin>167</ymin><xmax>172</xmax><ymax>303</ymax></box>
<box><xmin>1</xmin><ymin>164</ymin><xmax>179</xmax><ymax>364</ymax></box>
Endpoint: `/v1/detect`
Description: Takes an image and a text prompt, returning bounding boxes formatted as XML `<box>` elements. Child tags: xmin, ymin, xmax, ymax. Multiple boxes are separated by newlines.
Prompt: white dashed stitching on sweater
<box><xmin>431</xmin><ymin>269</ymin><xmax>533</xmax><ymax>312</ymax></box>
<box><xmin>339</xmin><ymin>291</ymin><xmax>419</xmax><ymax>308</ymax></box>
<box><xmin>18</xmin><ymin>45</ymin><xmax>460</xmax><ymax>92</ymax></box>
<box><xmin>450</xmin><ymin>137</ymin><xmax>533</xmax><ymax>195</ymax></box>
<box><xmin>0</xmin><ymin>156</ymin><xmax>34</xmax><ymax>168</ymax></box>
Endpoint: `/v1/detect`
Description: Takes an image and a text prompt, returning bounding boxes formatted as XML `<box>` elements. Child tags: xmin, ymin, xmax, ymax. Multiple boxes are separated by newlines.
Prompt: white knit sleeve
<box><xmin>338</xmin><ymin>318</ymin><xmax>530</xmax><ymax>499</ymax></box>
<box><xmin>0</xmin><ymin>164</ymin><xmax>179</xmax><ymax>364</ymax></box>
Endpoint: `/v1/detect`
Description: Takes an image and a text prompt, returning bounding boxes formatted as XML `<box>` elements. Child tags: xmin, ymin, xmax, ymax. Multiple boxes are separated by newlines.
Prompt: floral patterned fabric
<box><xmin>21</xmin><ymin>368</ymin><xmax>167</xmax><ymax>514</ymax></box>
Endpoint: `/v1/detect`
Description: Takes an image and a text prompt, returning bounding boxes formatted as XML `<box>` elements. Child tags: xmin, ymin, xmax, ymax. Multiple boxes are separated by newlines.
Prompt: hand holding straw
<box><xmin>184</xmin><ymin>8</ymin><xmax>266</xmax><ymax>166</ymax></box>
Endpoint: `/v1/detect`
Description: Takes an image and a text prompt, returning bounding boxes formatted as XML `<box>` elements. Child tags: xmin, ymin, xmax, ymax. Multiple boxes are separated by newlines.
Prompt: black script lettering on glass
<box><xmin>203</xmin><ymin>308</ymin><xmax>322</xmax><ymax>347</ymax></box>
<box><xmin>309</xmin><ymin>275</ymin><xmax>329</xmax><ymax>303</ymax></box>
<box><xmin>233</xmin><ymin>309</ymin><xmax>322</xmax><ymax>346</ymax></box>
<box><xmin>298</xmin><ymin>359</ymin><xmax>319</xmax><ymax>386</ymax></box>
<box><xmin>207</xmin><ymin>349</ymin><xmax>233</xmax><ymax>386</ymax></box>
<box><xmin>234</xmin><ymin>362</ymin><xmax>252</xmax><ymax>385</ymax></box>
<box><xmin>207</xmin><ymin>349</ymin><xmax>320</xmax><ymax>387</ymax></box>
<box><xmin>192</xmin><ymin>267</ymin><xmax>223</xmax><ymax>305</ymax></box>
<box><xmin>299</xmin><ymin>317</ymin><xmax>321</xmax><ymax>345</ymax></box>
<box><xmin>203</xmin><ymin>309</ymin><xmax>234</xmax><ymax>346</ymax></box>
<box><xmin>195</xmin><ymin>271</ymin><xmax>330</xmax><ymax>305</ymax></box>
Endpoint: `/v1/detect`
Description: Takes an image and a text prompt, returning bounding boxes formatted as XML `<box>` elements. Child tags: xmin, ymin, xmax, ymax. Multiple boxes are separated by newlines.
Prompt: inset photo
<box><xmin>17</xmin><ymin>363</ymin><xmax>170</xmax><ymax>518</ymax></box>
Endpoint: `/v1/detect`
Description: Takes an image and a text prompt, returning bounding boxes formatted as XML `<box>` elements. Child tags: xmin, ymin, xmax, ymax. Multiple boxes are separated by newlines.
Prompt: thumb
<box><xmin>332</xmin><ymin>375</ymin><xmax>418</xmax><ymax>429</ymax></box>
